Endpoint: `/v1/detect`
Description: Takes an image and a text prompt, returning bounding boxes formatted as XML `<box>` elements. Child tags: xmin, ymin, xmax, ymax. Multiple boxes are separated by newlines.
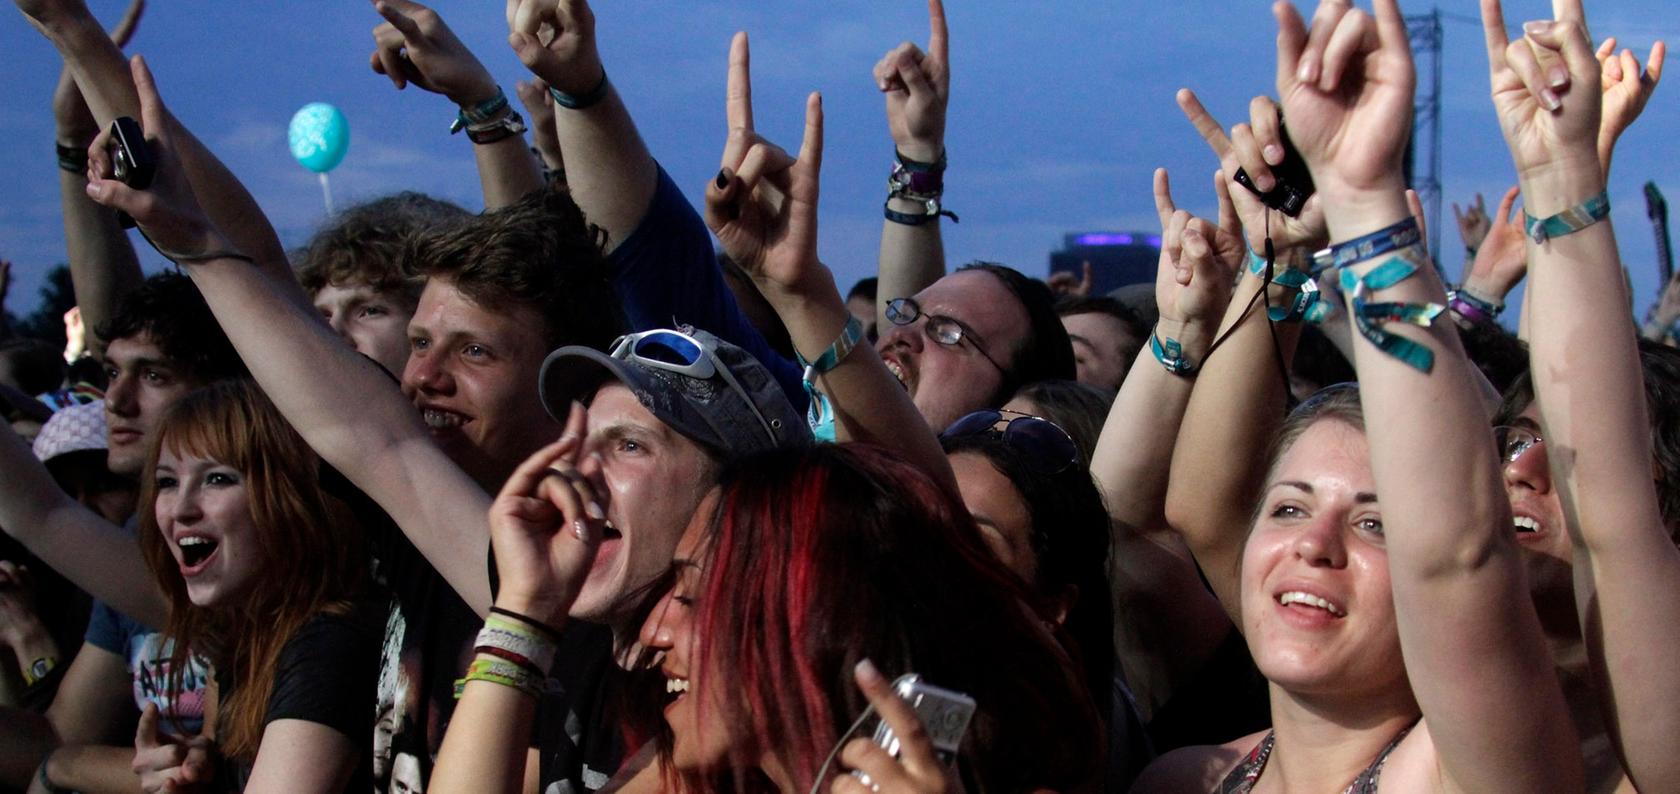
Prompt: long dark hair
<box><xmin>629</xmin><ymin>443</ymin><xmax>1103</xmax><ymax>792</ymax></box>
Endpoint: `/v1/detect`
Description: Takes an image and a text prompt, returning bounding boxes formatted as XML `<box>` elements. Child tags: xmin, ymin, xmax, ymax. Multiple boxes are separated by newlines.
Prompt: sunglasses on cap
<box><xmin>1493</xmin><ymin>424</ymin><xmax>1543</xmax><ymax>463</ymax></box>
<box><xmin>608</xmin><ymin>329</ymin><xmax>777</xmax><ymax>447</ymax></box>
<box><xmin>941</xmin><ymin>409</ymin><xmax>1081</xmax><ymax>474</ymax></box>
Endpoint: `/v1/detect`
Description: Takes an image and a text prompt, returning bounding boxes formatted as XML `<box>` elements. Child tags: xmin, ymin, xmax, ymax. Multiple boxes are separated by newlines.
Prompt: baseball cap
<box><xmin>539</xmin><ymin>327</ymin><xmax>810</xmax><ymax>459</ymax></box>
<box><xmin>32</xmin><ymin>400</ymin><xmax>109</xmax><ymax>463</ymax></box>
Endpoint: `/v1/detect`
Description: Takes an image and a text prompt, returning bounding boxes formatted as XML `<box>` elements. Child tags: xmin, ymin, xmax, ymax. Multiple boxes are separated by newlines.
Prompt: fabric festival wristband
<box><xmin>549</xmin><ymin>70</ymin><xmax>610</xmax><ymax>110</ymax></box>
<box><xmin>1448</xmin><ymin>287</ymin><xmax>1503</xmax><ymax>317</ymax></box>
<box><xmin>454</xmin><ymin>656</ymin><xmax>543</xmax><ymax>700</ymax></box>
<box><xmin>451</xmin><ymin>88</ymin><xmax>511</xmax><ymax>133</ymax></box>
<box><xmin>464</xmin><ymin>110</ymin><xmax>527</xmax><ymax>145</ymax></box>
<box><xmin>1523</xmin><ymin>189</ymin><xmax>1610</xmax><ymax>245</ymax></box>
<box><xmin>1338</xmin><ymin>256</ymin><xmax>1446</xmax><ymax>373</ymax></box>
<box><xmin>1448</xmin><ymin>297</ymin><xmax>1494</xmax><ymax>326</ymax></box>
<box><xmin>477</xmin><ymin>619</ymin><xmax>557</xmax><ymax>672</ymax></box>
<box><xmin>1312</xmin><ymin>216</ymin><xmax>1422</xmax><ymax>273</ymax></box>
<box><xmin>1247</xmin><ymin>248</ymin><xmax>1312</xmax><ymax>289</ymax></box>
<box><xmin>1149</xmin><ymin>329</ymin><xmax>1196</xmax><ymax>375</ymax></box>
<box><xmin>1247</xmin><ymin>248</ymin><xmax>1325</xmax><ymax>322</ymax></box>
<box><xmin>795</xmin><ymin>315</ymin><xmax>864</xmax><ymax>444</ymax></box>
<box><xmin>474</xmin><ymin>645</ymin><xmax>544</xmax><ymax>678</ymax></box>
<box><xmin>488</xmin><ymin>605</ymin><xmax>563</xmax><ymax>642</ymax></box>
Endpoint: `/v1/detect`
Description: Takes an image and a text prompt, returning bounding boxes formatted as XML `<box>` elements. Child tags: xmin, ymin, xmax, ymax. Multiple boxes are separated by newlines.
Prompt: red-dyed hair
<box><xmin>636</xmin><ymin>443</ymin><xmax>1103</xmax><ymax>792</ymax></box>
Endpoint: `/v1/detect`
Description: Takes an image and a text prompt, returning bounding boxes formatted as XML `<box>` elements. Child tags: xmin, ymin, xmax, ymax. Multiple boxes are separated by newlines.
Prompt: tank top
<box><xmin>1215</xmin><ymin>719</ymin><xmax>1418</xmax><ymax>794</ymax></box>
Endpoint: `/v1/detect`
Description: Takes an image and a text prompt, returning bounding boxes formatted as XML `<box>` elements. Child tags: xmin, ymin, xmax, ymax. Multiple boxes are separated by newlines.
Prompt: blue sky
<box><xmin>3</xmin><ymin>0</ymin><xmax>1676</xmax><ymax>324</ymax></box>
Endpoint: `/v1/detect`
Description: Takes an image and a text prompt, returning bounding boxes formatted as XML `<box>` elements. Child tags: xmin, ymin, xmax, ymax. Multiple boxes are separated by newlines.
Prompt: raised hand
<box><xmin>1177</xmin><ymin>89</ymin><xmax>1327</xmax><ymax>253</ymax></box>
<box><xmin>83</xmin><ymin>56</ymin><xmax>229</xmax><ymax>260</ymax></box>
<box><xmin>1481</xmin><ymin>0</ymin><xmax>1602</xmax><ymax>192</ymax></box>
<box><xmin>1453</xmin><ymin>192</ymin><xmax>1492</xmax><ymax>251</ymax></box>
<box><xmin>506</xmin><ymin>0</ymin><xmax>604</xmax><ymax>98</ymax></box>
<box><xmin>1153</xmin><ymin>168</ymin><xmax>1240</xmax><ymax>333</ymax></box>
<box><xmin>1464</xmin><ymin>185</ymin><xmax>1528</xmax><ymax>301</ymax></box>
<box><xmin>1274</xmin><ymin>0</ymin><xmax>1416</xmax><ymax>213</ymax></box>
<box><xmin>486</xmin><ymin>403</ymin><xmax>604</xmax><ymax>630</ymax></box>
<box><xmin>1046</xmin><ymin>261</ymin><xmax>1093</xmax><ymax>298</ymax></box>
<box><xmin>132</xmin><ymin>703</ymin><xmax>216</xmax><ymax>794</ymax></box>
<box><xmin>1593</xmin><ymin>35</ymin><xmax>1665</xmax><ymax>172</ymax></box>
<box><xmin>369</xmin><ymin>0</ymin><xmax>498</xmax><ymax>106</ymax></box>
<box><xmin>515</xmin><ymin>78</ymin><xmax>563</xmax><ymax>172</ymax></box>
<box><xmin>51</xmin><ymin>0</ymin><xmax>144</xmax><ymax>139</ymax></box>
<box><xmin>703</xmin><ymin>33</ymin><xmax>826</xmax><ymax>300</ymax></box>
<box><xmin>830</xmin><ymin>660</ymin><xmax>963</xmax><ymax>794</ymax></box>
<box><xmin>874</xmin><ymin>0</ymin><xmax>949</xmax><ymax>163</ymax></box>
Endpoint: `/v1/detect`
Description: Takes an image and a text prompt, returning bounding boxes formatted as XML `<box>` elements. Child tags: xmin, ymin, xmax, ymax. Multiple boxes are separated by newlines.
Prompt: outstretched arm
<box><xmin>17</xmin><ymin>0</ymin><xmax>301</xmax><ymax>307</ymax></box>
<box><xmin>369</xmin><ymin>0</ymin><xmax>543</xmax><ymax>209</ymax></box>
<box><xmin>874</xmin><ymin>0</ymin><xmax>951</xmax><ymax>328</ymax></box>
<box><xmin>1284</xmin><ymin>2</ymin><xmax>1579</xmax><ymax>792</ymax></box>
<box><xmin>702</xmin><ymin>48</ymin><xmax>954</xmax><ymax>494</ymax></box>
<box><xmin>1091</xmin><ymin>167</ymin><xmax>1242</xmax><ymax>715</ymax></box>
<box><xmin>84</xmin><ymin>56</ymin><xmax>495</xmax><ymax>616</ymax></box>
<box><xmin>1491</xmin><ymin>2</ymin><xmax>1680</xmax><ymax>789</ymax></box>
<box><xmin>1162</xmin><ymin>90</ymin><xmax>1323</xmax><ymax>619</ymax></box>
<box><xmin>51</xmin><ymin>0</ymin><xmax>144</xmax><ymax>359</ymax></box>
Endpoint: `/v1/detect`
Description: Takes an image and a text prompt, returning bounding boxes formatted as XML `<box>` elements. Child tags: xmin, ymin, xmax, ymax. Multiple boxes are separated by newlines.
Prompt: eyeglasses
<box><xmin>941</xmin><ymin>409</ymin><xmax>1081</xmax><ymax>474</ymax></box>
<box><xmin>608</xmin><ymin>329</ymin><xmax>777</xmax><ymax>446</ymax></box>
<box><xmin>1493</xmin><ymin>425</ymin><xmax>1543</xmax><ymax>463</ymax></box>
<box><xmin>884</xmin><ymin>298</ymin><xmax>1007</xmax><ymax>374</ymax></box>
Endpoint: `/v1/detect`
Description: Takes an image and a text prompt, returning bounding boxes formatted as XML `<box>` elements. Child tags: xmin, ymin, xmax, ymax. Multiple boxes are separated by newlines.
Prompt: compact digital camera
<box><xmin>1232</xmin><ymin>121</ymin><xmax>1315</xmax><ymax>218</ymax></box>
<box><xmin>852</xmin><ymin>673</ymin><xmax>976</xmax><ymax>785</ymax></box>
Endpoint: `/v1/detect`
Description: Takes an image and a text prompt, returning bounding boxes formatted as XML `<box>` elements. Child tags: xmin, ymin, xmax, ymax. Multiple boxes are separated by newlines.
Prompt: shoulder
<box><xmin>1130</xmin><ymin>731</ymin><xmax>1264</xmax><ymax>793</ymax></box>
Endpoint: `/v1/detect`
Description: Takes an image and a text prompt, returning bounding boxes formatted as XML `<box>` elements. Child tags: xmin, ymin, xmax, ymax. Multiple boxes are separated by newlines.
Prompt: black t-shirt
<box><xmin>1145</xmin><ymin>624</ymin><xmax>1272</xmax><ymax>752</ymax></box>
<box><xmin>222</xmin><ymin>600</ymin><xmax>383</xmax><ymax>791</ymax></box>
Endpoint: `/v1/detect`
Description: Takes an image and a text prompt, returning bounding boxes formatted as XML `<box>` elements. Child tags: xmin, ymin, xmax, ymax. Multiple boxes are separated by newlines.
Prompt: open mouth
<box><xmin>178</xmin><ymin>535</ymin><xmax>220</xmax><ymax>572</ymax></box>
<box><xmin>664</xmin><ymin>676</ymin><xmax>691</xmax><ymax>710</ymax></box>
<box><xmin>1276</xmin><ymin>590</ymin><xmax>1345</xmax><ymax>616</ymax></box>
<box><xmin>1513</xmin><ymin>516</ymin><xmax>1540</xmax><ymax>534</ymax></box>
<box><xmin>883</xmin><ymin>358</ymin><xmax>911</xmax><ymax>392</ymax></box>
<box><xmin>602</xmin><ymin>519</ymin><xmax>622</xmax><ymax>540</ymax></box>
<box><xmin>420</xmin><ymin>408</ymin><xmax>466</xmax><ymax>431</ymax></box>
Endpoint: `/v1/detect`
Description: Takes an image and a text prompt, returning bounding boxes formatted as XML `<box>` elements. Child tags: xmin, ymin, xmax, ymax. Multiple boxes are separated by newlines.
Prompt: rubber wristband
<box><xmin>549</xmin><ymin>70</ymin><xmax>610</xmax><ymax>110</ymax></box>
<box><xmin>56</xmin><ymin>143</ymin><xmax>87</xmax><ymax>174</ymax></box>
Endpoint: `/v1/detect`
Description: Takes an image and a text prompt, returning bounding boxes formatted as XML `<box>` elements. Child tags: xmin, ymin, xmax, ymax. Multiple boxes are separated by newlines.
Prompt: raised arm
<box><xmin>16</xmin><ymin>0</ymin><xmax>300</xmax><ymax>306</ymax></box>
<box><xmin>0</xmin><ymin>426</ymin><xmax>164</xmax><ymax>628</ymax></box>
<box><xmin>84</xmin><ymin>56</ymin><xmax>495</xmax><ymax>615</ymax></box>
<box><xmin>1162</xmin><ymin>90</ymin><xmax>1324</xmax><ymax>618</ymax></box>
<box><xmin>1488</xmin><ymin>1</ymin><xmax>1680</xmax><ymax>789</ymax></box>
<box><xmin>1593</xmin><ymin>35</ymin><xmax>1664</xmax><ymax>177</ymax></box>
<box><xmin>369</xmin><ymin>0</ymin><xmax>543</xmax><ymax>209</ymax></box>
<box><xmin>50</xmin><ymin>0</ymin><xmax>144</xmax><ymax>359</ymax></box>
<box><xmin>1282</xmin><ymin>1</ymin><xmax>1578</xmax><ymax>791</ymax></box>
<box><xmin>506</xmin><ymin>0</ymin><xmax>655</xmax><ymax>247</ymax></box>
<box><xmin>1091</xmin><ymin>167</ymin><xmax>1242</xmax><ymax>713</ymax></box>
<box><xmin>874</xmin><ymin>0</ymin><xmax>951</xmax><ymax>330</ymax></box>
<box><xmin>702</xmin><ymin>52</ymin><xmax>955</xmax><ymax>494</ymax></box>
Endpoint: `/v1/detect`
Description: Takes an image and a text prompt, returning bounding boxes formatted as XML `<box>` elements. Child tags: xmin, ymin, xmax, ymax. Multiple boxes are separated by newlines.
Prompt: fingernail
<box><xmin>715</xmin><ymin>169</ymin><xmax>729</xmax><ymax>190</ymax></box>
<box><xmin>573</xmin><ymin>519</ymin><xmax>589</xmax><ymax>541</ymax></box>
<box><xmin>1523</xmin><ymin>20</ymin><xmax>1551</xmax><ymax>35</ymax></box>
<box><xmin>1297</xmin><ymin>58</ymin><xmax>1317</xmax><ymax>84</ymax></box>
<box><xmin>586</xmin><ymin>501</ymin><xmax>605</xmax><ymax>520</ymax></box>
<box><xmin>1540</xmin><ymin>88</ymin><xmax>1562</xmax><ymax>111</ymax></box>
<box><xmin>1548</xmin><ymin>66</ymin><xmax>1569</xmax><ymax>88</ymax></box>
<box><xmin>1264</xmin><ymin>144</ymin><xmax>1284</xmax><ymax>165</ymax></box>
<box><xmin>855</xmin><ymin>658</ymin><xmax>882</xmax><ymax>683</ymax></box>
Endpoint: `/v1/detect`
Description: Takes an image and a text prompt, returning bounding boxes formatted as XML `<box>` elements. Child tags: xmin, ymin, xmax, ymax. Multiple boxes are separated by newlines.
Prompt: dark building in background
<box><xmin>1048</xmin><ymin>232</ymin><xmax>1162</xmax><ymax>295</ymax></box>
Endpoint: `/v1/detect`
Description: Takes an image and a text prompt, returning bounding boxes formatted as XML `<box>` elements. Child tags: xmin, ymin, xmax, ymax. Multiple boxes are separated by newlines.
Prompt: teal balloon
<box><xmin>288</xmin><ymin>103</ymin><xmax>349</xmax><ymax>174</ymax></box>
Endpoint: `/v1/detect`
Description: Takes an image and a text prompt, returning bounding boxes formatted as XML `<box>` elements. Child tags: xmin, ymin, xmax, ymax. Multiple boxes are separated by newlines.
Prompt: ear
<box><xmin>1050</xmin><ymin>584</ymin><xmax>1080</xmax><ymax>628</ymax></box>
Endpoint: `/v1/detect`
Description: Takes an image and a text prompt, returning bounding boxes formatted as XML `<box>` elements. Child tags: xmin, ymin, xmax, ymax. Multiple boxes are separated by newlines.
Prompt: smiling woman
<box><xmin>135</xmin><ymin>380</ymin><xmax>382</xmax><ymax>792</ymax></box>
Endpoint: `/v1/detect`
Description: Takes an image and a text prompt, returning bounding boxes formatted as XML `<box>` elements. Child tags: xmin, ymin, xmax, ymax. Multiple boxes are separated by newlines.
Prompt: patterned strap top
<box><xmin>1215</xmin><ymin>719</ymin><xmax>1419</xmax><ymax>794</ymax></box>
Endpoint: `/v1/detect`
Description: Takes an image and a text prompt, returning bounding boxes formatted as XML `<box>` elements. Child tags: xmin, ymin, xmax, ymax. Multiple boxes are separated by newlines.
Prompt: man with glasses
<box><xmin>878</xmin><ymin>264</ymin><xmax>1078</xmax><ymax>432</ymax></box>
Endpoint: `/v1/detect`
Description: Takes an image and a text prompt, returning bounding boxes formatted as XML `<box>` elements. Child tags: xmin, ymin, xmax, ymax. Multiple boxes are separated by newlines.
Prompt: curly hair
<box><xmin>96</xmin><ymin>271</ymin><xmax>246</xmax><ymax>384</ymax></box>
<box><xmin>293</xmin><ymin>191</ymin><xmax>470</xmax><ymax>311</ymax></box>
<box><xmin>402</xmin><ymin>185</ymin><xmax>627</xmax><ymax>351</ymax></box>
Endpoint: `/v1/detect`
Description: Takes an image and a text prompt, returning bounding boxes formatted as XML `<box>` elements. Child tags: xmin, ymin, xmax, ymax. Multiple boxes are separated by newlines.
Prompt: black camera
<box><xmin>108</xmin><ymin>116</ymin><xmax>156</xmax><ymax>190</ymax></box>
<box><xmin>1232</xmin><ymin>121</ymin><xmax>1315</xmax><ymax>218</ymax></box>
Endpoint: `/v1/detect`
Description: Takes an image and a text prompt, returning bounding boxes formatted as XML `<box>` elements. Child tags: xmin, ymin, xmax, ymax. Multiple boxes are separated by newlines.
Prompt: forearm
<box><xmin>41</xmin><ymin>16</ymin><xmax>298</xmax><ymax>302</ymax></box>
<box><xmin>0</xmin><ymin>707</ymin><xmax>57</xmax><ymax>788</ymax></box>
<box><xmin>429</xmin><ymin>671</ymin><xmax>537</xmax><ymax>794</ymax></box>
<box><xmin>43</xmin><ymin>744</ymin><xmax>142</xmax><ymax>794</ymax></box>
<box><xmin>875</xmin><ymin>209</ymin><xmax>945</xmax><ymax>330</ymax></box>
<box><xmin>180</xmin><ymin>257</ymin><xmax>493</xmax><ymax>612</ymax></box>
<box><xmin>765</xmin><ymin>277</ymin><xmax>956</xmax><ymax>495</ymax></box>
<box><xmin>0</xmin><ymin>429</ymin><xmax>165</xmax><ymax>627</ymax></box>
<box><xmin>57</xmin><ymin>167</ymin><xmax>142</xmax><ymax>359</ymax></box>
<box><xmin>552</xmin><ymin>88</ymin><xmax>658</xmax><ymax>251</ymax></box>
<box><xmin>1094</xmin><ymin>318</ymin><xmax>1214</xmax><ymax>533</ymax></box>
<box><xmin>5</xmin><ymin>625</ymin><xmax>60</xmax><ymax>683</ymax></box>
<box><xmin>1163</xmin><ymin>271</ymin><xmax>1301</xmax><ymax>613</ymax></box>
<box><xmin>473</xmin><ymin>135</ymin><xmax>546</xmax><ymax>210</ymax></box>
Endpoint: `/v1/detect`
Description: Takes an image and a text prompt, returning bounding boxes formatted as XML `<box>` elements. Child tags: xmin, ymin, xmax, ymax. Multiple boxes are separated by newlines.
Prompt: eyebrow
<box><xmin>1272</xmin><ymin>481</ymin><xmax>1379</xmax><ymax>504</ymax></box>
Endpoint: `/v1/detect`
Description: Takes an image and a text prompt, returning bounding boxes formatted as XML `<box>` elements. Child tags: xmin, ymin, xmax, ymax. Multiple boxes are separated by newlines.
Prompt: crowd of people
<box><xmin>0</xmin><ymin>0</ymin><xmax>1675</xmax><ymax>791</ymax></box>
